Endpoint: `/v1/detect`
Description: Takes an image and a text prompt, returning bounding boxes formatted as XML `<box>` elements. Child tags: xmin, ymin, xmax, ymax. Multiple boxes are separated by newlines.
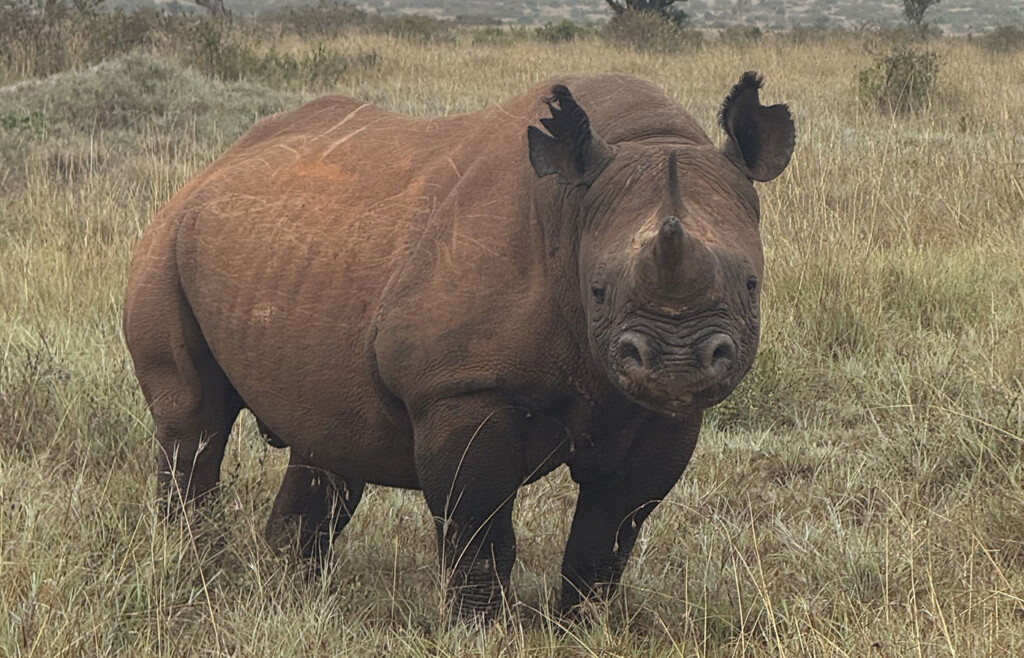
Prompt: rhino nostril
<box><xmin>618</xmin><ymin>341</ymin><xmax>643</xmax><ymax>368</ymax></box>
<box><xmin>712</xmin><ymin>342</ymin><xmax>734</xmax><ymax>364</ymax></box>
<box><xmin>698</xmin><ymin>334</ymin><xmax>736</xmax><ymax>374</ymax></box>
<box><xmin>616</xmin><ymin>333</ymin><xmax>651</xmax><ymax>372</ymax></box>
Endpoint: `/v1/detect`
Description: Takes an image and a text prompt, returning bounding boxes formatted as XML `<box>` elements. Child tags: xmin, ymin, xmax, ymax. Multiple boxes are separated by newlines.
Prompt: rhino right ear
<box><xmin>528</xmin><ymin>85</ymin><xmax>613</xmax><ymax>185</ymax></box>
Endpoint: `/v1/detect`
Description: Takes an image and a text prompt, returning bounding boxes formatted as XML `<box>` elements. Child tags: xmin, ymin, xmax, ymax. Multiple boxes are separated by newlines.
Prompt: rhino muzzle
<box><xmin>611</xmin><ymin>328</ymin><xmax>744</xmax><ymax>415</ymax></box>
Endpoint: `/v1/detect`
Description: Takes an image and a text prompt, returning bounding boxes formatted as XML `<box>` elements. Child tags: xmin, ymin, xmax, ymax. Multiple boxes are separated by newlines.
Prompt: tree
<box><xmin>195</xmin><ymin>0</ymin><xmax>226</xmax><ymax>16</ymax></box>
<box><xmin>903</xmin><ymin>0</ymin><xmax>939</xmax><ymax>27</ymax></box>
<box><xmin>605</xmin><ymin>0</ymin><xmax>689</xmax><ymax>26</ymax></box>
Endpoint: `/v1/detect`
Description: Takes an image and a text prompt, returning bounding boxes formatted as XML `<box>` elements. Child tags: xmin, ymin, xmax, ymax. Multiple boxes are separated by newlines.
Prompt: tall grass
<box><xmin>2</xmin><ymin>8</ymin><xmax>1024</xmax><ymax>656</ymax></box>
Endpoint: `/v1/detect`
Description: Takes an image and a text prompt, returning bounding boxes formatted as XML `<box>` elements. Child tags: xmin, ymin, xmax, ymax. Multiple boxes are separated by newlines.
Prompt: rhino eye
<box><xmin>746</xmin><ymin>276</ymin><xmax>758</xmax><ymax>293</ymax></box>
<box><xmin>592</xmin><ymin>285</ymin><xmax>606</xmax><ymax>304</ymax></box>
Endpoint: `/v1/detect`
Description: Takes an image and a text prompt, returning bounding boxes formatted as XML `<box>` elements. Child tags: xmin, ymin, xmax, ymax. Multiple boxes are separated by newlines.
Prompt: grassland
<box><xmin>1</xmin><ymin>9</ymin><xmax>1024</xmax><ymax>656</ymax></box>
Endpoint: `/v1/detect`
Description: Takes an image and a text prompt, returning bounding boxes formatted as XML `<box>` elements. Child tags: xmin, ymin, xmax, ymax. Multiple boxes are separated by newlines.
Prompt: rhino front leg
<box><xmin>413</xmin><ymin>394</ymin><xmax>524</xmax><ymax>623</ymax></box>
<box><xmin>560</xmin><ymin>414</ymin><xmax>702</xmax><ymax>615</ymax></box>
<box><xmin>265</xmin><ymin>452</ymin><xmax>364</xmax><ymax>567</ymax></box>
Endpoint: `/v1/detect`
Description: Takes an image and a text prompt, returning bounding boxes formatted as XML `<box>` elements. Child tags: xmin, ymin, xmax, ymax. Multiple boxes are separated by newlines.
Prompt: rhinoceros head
<box><xmin>528</xmin><ymin>73</ymin><xmax>795</xmax><ymax>416</ymax></box>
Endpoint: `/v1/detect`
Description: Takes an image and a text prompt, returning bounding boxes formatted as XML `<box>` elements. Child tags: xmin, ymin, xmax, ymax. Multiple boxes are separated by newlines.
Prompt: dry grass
<box><xmin>2</xmin><ymin>18</ymin><xmax>1024</xmax><ymax>657</ymax></box>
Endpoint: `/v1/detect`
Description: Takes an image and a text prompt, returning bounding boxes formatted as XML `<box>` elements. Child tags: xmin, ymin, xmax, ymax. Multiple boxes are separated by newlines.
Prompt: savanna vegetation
<box><xmin>2</xmin><ymin>3</ymin><xmax>1024</xmax><ymax>655</ymax></box>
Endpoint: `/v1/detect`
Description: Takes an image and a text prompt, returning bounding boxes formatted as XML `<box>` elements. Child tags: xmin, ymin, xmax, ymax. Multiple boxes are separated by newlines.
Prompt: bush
<box><xmin>858</xmin><ymin>46</ymin><xmax>939</xmax><ymax>115</ymax></box>
<box><xmin>268</xmin><ymin>1</ymin><xmax>368</xmax><ymax>39</ymax></box>
<box><xmin>0</xmin><ymin>0</ymin><xmax>96</xmax><ymax>80</ymax></box>
<box><xmin>369</xmin><ymin>13</ymin><xmax>456</xmax><ymax>43</ymax></box>
<box><xmin>471</xmin><ymin>25</ymin><xmax>533</xmax><ymax>45</ymax></box>
<box><xmin>604</xmin><ymin>10</ymin><xmax>703</xmax><ymax>53</ymax></box>
<box><xmin>0</xmin><ymin>0</ymin><xmax>179</xmax><ymax>82</ymax></box>
<box><xmin>185</xmin><ymin>21</ymin><xmax>378</xmax><ymax>92</ymax></box>
<box><xmin>719</xmin><ymin>24</ymin><xmax>761</xmax><ymax>46</ymax></box>
<box><xmin>975</xmin><ymin>26</ymin><xmax>1024</xmax><ymax>53</ymax></box>
<box><xmin>535</xmin><ymin>20</ymin><xmax>588</xmax><ymax>43</ymax></box>
<box><xmin>0</xmin><ymin>110</ymin><xmax>44</xmax><ymax>133</ymax></box>
<box><xmin>266</xmin><ymin>4</ymin><xmax>455</xmax><ymax>43</ymax></box>
<box><xmin>454</xmin><ymin>14</ymin><xmax>502</xmax><ymax>26</ymax></box>
<box><xmin>783</xmin><ymin>25</ymin><xmax>850</xmax><ymax>44</ymax></box>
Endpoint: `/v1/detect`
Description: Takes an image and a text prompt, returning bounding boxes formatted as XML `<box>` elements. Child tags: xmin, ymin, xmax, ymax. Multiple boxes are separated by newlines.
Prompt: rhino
<box><xmin>123</xmin><ymin>72</ymin><xmax>794</xmax><ymax>620</ymax></box>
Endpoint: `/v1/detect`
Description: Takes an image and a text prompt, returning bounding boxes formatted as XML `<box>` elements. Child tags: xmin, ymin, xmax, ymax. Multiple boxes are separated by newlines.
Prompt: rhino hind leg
<box><xmin>265</xmin><ymin>452</ymin><xmax>364</xmax><ymax>567</ymax></box>
<box><xmin>152</xmin><ymin>373</ymin><xmax>242</xmax><ymax>514</ymax></box>
<box><xmin>125</xmin><ymin>254</ymin><xmax>244</xmax><ymax>512</ymax></box>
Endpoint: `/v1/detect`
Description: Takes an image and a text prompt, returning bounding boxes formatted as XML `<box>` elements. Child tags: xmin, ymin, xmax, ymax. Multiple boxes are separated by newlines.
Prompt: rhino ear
<box><xmin>528</xmin><ymin>85</ymin><xmax>613</xmax><ymax>184</ymax></box>
<box><xmin>719</xmin><ymin>72</ymin><xmax>795</xmax><ymax>182</ymax></box>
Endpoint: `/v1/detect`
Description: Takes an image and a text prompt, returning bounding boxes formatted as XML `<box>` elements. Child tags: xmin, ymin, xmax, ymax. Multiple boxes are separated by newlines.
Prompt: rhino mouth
<box><xmin>613</xmin><ymin>364</ymin><xmax>738</xmax><ymax>416</ymax></box>
<box><xmin>607</xmin><ymin>329</ymin><xmax>748</xmax><ymax>415</ymax></box>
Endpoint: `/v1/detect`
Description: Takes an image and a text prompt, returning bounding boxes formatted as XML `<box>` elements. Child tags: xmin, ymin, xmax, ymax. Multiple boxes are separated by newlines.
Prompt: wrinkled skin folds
<box><xmin>123</xmin><ymin>72</ymin><xmax>795</xmax><ymax>622</ymax></box>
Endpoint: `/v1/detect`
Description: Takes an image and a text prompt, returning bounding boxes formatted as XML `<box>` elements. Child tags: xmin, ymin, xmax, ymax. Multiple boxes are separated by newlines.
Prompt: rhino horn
<box><xmin>642</xmin><ymin>214</ymin><xmax>716</xmax><ymax>295</ymax></box>
<box><xmin>654</xmin><ymin>216</ymin><xmax>685</xmax><ymax>270</ymax></box>
<box><xmin>666</xmin><ymin>151</ymin><xmax>684</xmax><ymax>218</ymax></box>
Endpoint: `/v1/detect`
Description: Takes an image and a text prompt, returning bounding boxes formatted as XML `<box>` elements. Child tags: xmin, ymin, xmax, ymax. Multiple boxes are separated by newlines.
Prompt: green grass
<box><xmin>2</xmin><ymin>11</ymin><xmax>1024</xmax><ymax>657</ymax></box>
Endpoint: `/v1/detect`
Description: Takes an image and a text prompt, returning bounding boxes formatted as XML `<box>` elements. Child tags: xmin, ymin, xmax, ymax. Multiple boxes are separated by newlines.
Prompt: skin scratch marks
<box><xmin>320</xmin><ymin>103</ymin><xmax>370</xmax><ymax>138</ymax></box>
<box><xmin>269</xmin><ymin>143</ymin><xmax>300</xmax><ymax>159</ymax></box>
<box><xmin>322</xmin><ymin>120</ymin><xmax>382</xmax><ymax>159</ymax></box>
<box><xmin>494</xmin><ymin>103</ymin><xmax>526</xmax><ymax>121</ymax></box>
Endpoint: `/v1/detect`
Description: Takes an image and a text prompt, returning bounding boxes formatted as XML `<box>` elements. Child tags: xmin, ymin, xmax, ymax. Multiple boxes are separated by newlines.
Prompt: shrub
<box><xmin>0</xmin><ymin>110</ymin><xmax>44</xmax><ymax>133</ymax></box>
<box><xmin>719</xmin><ymin>24</ymin><xmax>761</xmax><ymax>46</ymax></box>
<box><xmin>858</xmin><ymin>46</ymin><xmax>939</xmax><ymax>115</ymax></box>
<box><xmin>975</xmin><ymin>26</ymin><xmax>1024</xmax><ymax>53</ymax></box>
<box><xmin>867</xmin><ymin>23</ymin><xmax>943</xmax><ymax>44</ymax></box>
<box><xmin>268</xmin><ymin>1</ymin><xmax>368</xmax><ymax>39</ymax></box>
<box><xmin>535</xmin><ymin>20</ymin><xmax>587</xmax><ymax>43</ymax></box>
<box><xmin>783</xmin><ymin>25</ymin><xmax>855</xmax><ymax>44</ymax></box>
<box><xmin>369</xmin><ymin>13</ymin><xmax>456</xmax><ymax>43</ymax></box>
<box><xmin>604</xmin><ymin>10</ymin><xmax>703</xmax><ymax>53</ymax></box>
<box><xmin>185</xmin><ymin>21</ymin><xmax>378</xmax><ymax>92</ymax></box>
<box><xmin>471</xmin><ymin>25</ymin><xmax>533</xmax><ymax>45</ymax></box>
<box><xmin>0</xmin><ymin>0</ymin><xmax>177</xmax><ymax>82</ymax></box>
<box><xmin>266</xmin><ymin>4</ymin><xmax>454</xmax><ymax>43</ymax></box>
<box><xmin>84</xmin><ymin>8</ymin><xmax>172</xmax><ymax>61</ymax></box>
<box><xmin>472</xmin><ymin>26</ymin><xmax>508</xmax><ymax>45</ymax></box>
<box><xmin>454</xmin><ymin>14</ymin><xmax>502</xmax><ymax>26</ymax></box>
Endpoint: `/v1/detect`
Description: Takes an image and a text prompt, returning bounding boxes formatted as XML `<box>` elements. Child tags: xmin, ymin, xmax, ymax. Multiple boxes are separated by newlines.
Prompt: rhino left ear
<box><xmin>528</xmin><ymin>85</ymin><xmax>614</xmax><ymax>185</ymax></box>
<box><xmin>719</xmin><ymin>72</ymin><xmax>795</xmax><ymax>182</ymax></box>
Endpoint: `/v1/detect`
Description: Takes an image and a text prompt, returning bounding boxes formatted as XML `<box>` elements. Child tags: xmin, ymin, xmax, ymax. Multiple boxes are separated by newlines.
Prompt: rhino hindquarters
<box><xmin>124</xmin><ymin>251</ymin><xmax>244</xmax><ymax>510</ymax></box>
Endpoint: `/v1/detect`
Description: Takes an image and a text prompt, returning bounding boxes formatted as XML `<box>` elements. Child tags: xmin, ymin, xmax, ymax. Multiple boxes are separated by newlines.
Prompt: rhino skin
<box><xmin>124</xmin><ymin>72</ymin><xmax>795</xmax><ymax>621</ymax></box>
